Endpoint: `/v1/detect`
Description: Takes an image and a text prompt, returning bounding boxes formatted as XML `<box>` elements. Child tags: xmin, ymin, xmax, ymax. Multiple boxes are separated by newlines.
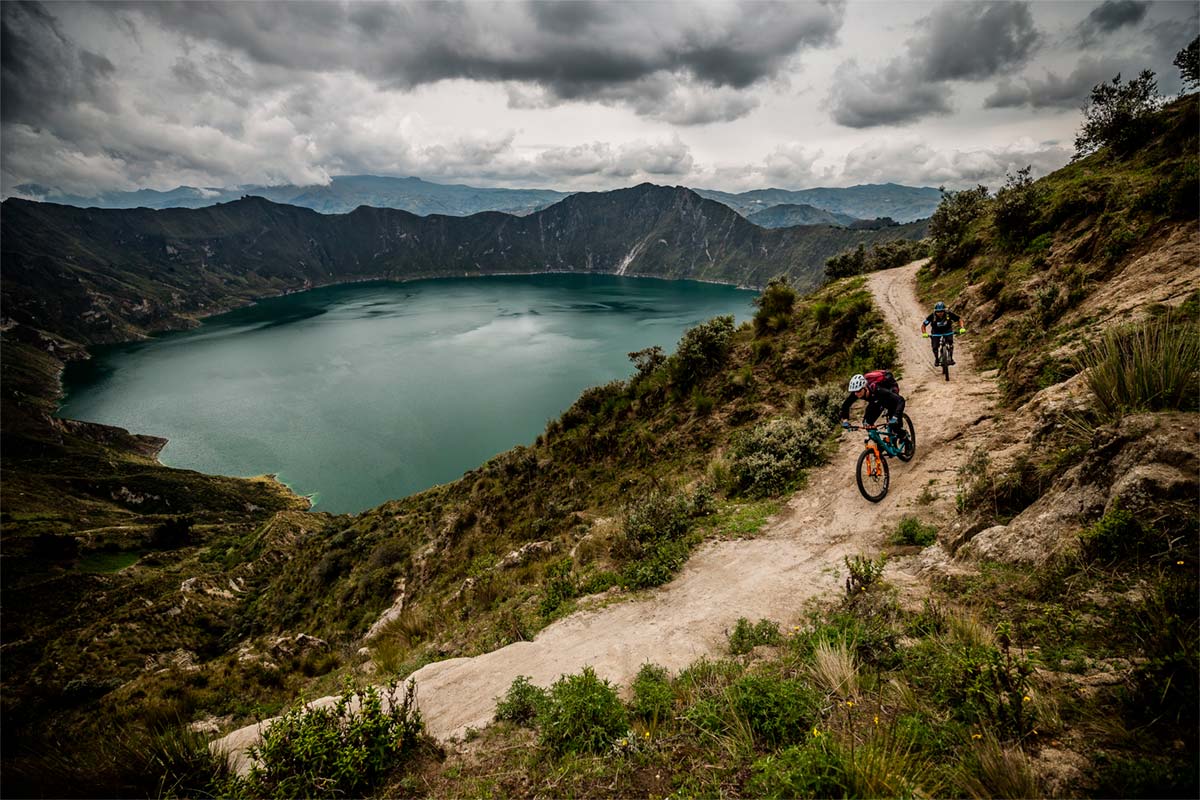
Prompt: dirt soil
<box><xmin>214</xmin><ymin>260</ymin><xmax>999</xmax><ymax>769</ymax></box>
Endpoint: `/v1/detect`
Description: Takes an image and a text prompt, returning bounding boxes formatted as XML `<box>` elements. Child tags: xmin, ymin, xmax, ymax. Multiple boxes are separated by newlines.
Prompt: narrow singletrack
<box><xmin>215</xmin><ymin>260</ymin><xmax>998</xmax><ymax>767</ymax></box>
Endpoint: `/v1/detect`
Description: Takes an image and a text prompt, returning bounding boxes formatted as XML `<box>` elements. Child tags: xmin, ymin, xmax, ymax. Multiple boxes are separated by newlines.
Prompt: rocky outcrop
<box><xmin>959</xmin><ymin>413</ymin><xmax>1198</xmax><ymax>565</ymax></box>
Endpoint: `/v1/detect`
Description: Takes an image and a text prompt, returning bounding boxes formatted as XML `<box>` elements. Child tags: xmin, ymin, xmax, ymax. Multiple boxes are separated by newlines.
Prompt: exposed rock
<box><xmin>497</xmin><ymin>540</ymin><xmax>556</xmax><ymax>570</ymax></box>
<box><xmin>363</xmin><ymin>578</ymin><xmax>408</xmax><ymax>641</ymax></box>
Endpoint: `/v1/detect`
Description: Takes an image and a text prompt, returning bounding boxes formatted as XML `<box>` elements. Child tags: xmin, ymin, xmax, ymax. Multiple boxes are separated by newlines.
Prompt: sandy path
<box><xmin>215</xmin><ymin>260</ymin><xmax>997</xmax><ymax>767</ymax></box>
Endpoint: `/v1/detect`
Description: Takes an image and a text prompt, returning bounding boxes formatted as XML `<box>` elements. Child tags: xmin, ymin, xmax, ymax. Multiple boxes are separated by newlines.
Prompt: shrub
<box><xmin>992</xmin><ymin>166</ymin><xmax>1043</xmax><ymax>250</ymax></box>
<box><xmin>630</xmin><ymin>663</ymin><xmax>674</xmax><ymax>726</ymax></box>
<box><xmin>230</xmin><ymin>680</ymin><xmax>424</xmax><ymax>799</ymax></box>
<box><xmin>728</xmin><ymin>617</ymin><xmax>783</xmax><ymax>655</ymax></box>
<box><xmin>494</xmin><ymin>675</ymin><xmax>549</xmax><ymax>726</ymax></box>
<box><xmin>844</xmin><ymin>553</ymin><xmax>886</xmax><ymax>596</ymax></box>
<box><xmin>538</xmin><ymin>667</ymin><xmax>628</xmax><ymax>755</ymax></box>
<box><xmin>620</xmin><ymin>538</ymin><xmax>691</xmax><ymax>590</ymax></box>
<box><xmin>928</xmin><ymin>185</ymin><xmax>989</xmax><ymax>270</ymax></box>
<box><xmin>804</xmin><ymin>382</ymin><xmax>846</xmax><ymax>425</ymax></box>
<box><xmin>825</xmin><ymin>244</ymin><xmax>866</xmax><ymax>280</ymax></box>
<box><xmin>730</xmin><ymin>414</ymin><xmax>830</xmax><ymax>497</ymax></box>
<box><xmin>1078</xmin><ymin>312</ymin><xmax>1200</xmax><ymax>420</ymax></box>
<box><xmin>628</xmin><ymin>345</ymin><xmax>666</xmax><ymax>380</ymax></box>
<box><xmin>754</xmin><ymin>276</ymin><xmax>798</xmax><ymax>335</ymax></box>
<box><xmin>668</xmin><ymin>315</ymin><xmax>735</xmax><ymax>393</ymax></box>
<box><xmin>539</xmin><ymin>558</ymin><xmax>578</xmax><ymax>618</ymax></box>
<box><xmin>691</xmin><ymin>387</ymin><xmax>715</xmax><ymax>416</ymax></box>
<box><xmin>730</xmin><ymin>674</ymin><xmax>820</xmax><ymax>747</ymax></box>
<box><xmin>891</xmin><ymin>516</ymin><xmax>938</xmax><ymax>547</ymax></box>
<box><xmin>747</xmin><ymin>739</ymin><xmax>846</xmax><ymax>799</ymax></box>
<box><xmin>622</xmin><ymin>490</ymin><xmax>691</xmax><ymax>548</ymax></box>
<box><xmin>1074</xmin><ymin>70</ymin><xmax>1164</xmax><ymax>159</ymax></box>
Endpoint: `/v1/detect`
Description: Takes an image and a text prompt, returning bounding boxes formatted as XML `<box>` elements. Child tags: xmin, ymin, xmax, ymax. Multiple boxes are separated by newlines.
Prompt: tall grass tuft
<box><xmin>808</xmin><ymin>638</ymin><xmax>860</xmax><ymax>698</ymax></box>
<box><xmin>1079</xmin><ymin>311</ymin><xmax>1200</xmax><ymax>420</ymax></box>
<box><xmin>955</xmin><ymin>732</ymin><xmax>1041</xmax><ymax>799</ymax></box>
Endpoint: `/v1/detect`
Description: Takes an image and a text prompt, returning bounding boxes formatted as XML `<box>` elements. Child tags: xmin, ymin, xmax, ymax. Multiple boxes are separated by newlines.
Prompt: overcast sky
<box><xmin>2</xmin><ymin>0</ymin><xmax>1195</xmax><ymax>198</ymax></box>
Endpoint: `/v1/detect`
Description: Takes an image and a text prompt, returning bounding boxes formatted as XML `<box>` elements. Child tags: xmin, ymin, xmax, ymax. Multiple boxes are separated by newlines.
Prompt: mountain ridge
<box><xmin>1</xmin><ymin>183</ymin><xmax>928</xmax><ymax>346</ymax></box>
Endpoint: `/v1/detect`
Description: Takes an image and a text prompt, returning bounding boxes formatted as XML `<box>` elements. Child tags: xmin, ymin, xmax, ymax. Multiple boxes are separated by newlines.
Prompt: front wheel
<box><xmin>941</xmin><ymin>341</ymin><xmax>951</xmax><ymax>381</ymax></box>
<box><xmin>856</xmin><ymin>447</ymin><xmax>890</xmax><ymax>502</ymax></box>
<box><xmin>896</xmin><ymin>413</ymin><xmax>916</xmax><ymax>462</ymax></box>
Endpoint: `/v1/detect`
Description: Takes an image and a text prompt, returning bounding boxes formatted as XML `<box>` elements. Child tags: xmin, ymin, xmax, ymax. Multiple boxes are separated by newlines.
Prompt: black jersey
<box><xmin>923</xmin><ymin>310</ymin><xmax>961</xmax><ymax>335</ymax></box>
<box><xmin>840</xmin><ymin>385</ymin><xmax>906</xmax><ymax>425</ymax></box>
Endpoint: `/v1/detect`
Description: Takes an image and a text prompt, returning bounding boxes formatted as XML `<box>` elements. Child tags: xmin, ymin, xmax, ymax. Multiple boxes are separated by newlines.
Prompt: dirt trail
<box><xmin>215</xmin><ymin>260</ymin><xmax>998</xmax><ymax>768</ymax></box>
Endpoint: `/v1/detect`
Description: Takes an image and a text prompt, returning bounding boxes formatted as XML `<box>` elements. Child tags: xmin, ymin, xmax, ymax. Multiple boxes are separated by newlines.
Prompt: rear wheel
<box><xmin>896</xmin><ymin>413</ymin><xmax>916</xmax><ymax>462</ymax></box>
<box><xmin>856</xmin><ymin>447</ymin><xmax>889</xmax><ymax>502</ymax></box>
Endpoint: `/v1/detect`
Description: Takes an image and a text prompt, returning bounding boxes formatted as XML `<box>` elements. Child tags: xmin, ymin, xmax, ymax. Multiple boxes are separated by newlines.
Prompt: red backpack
<box><xmin>864</xmin><ymin>369</ymin><xmax>900</xmax><ymax>396</ymax></box>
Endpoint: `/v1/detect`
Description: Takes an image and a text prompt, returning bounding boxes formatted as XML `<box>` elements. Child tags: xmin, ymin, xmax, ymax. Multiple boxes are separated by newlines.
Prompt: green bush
<box><xmin>494</xmin><ymin>675</ymin><xmax>549</xmax><ymax>726</ymax></box>
<box><xmin>539</xmin><ymin>558</ymin><xmax>578</xmax><ymax>618</ymax></box>
<box><xmin>891</xmin><ymin>516</ymin><xmax>938</xmax><ymax>547</ymax></box>
<box><xmin>1078</xmin><ymin>312</ymin><xmax>1200</xmax><ymax>420</ymax></box>
<box><xmin>747</xmin><ymin>739</ymin><xmax>846</xmax><ymax>799</ymax></box>
<box><xmin>730</xmin><ymin>674</ymin><xmax>820</xmax><ymax>747</ymax></box>
<box><xmin>844</xmin><ymin>553</ymin><xmax>887</xmax><ymax>596</ymax></box>
<box><xmin>928</xmin><ymin>185</ymin><xmax>989</xmax><ymax>271</ymax></box>
<box><xmin>538</xmin><ymin>667</ymin><xmax>628</xmax><ymax>755</ymax></box>
<box><xmin>630</xmin><ymin>663</ymin><xmax>674</xmax><ymax>726</ymax></box>
<box><xmin>804</xmin><ymin>382</ymin><xmax>846</xmax><ymax>425</ymax></box>
<box><xmin>1074</xmin><ymin>70</ymin><xmax>1164</xmax><ymax>159</ymax></box>
<box><xmin>992</xmin><ymin>166</ymin><xmax>1043</xmax><ymax>250</ymax></box>
<box><xmin>668</xmin><ymin>315</ymin><xmax>735</xmax><ymax>393</ymax></box>
<box><xmin>229</xmin><ymin>680</ymin><xmax>424</xmax><ymax>799</ymax></box>
<box><xmin>620</xmin><ymin>538</ymin><xmax>691</xmax><ymax>590</ymax></box>
<box><xmin>728</xmin><ymin>617</ymin><xmax>783</xmax><ymax>655</ymax></box>
<box><xmin>730</xmin><ymin>414</ymin><xmax>830</xmax><ymax>497</ymax></box>
<box><xmin>754</xmin><ymin>276</ymin><xmax>798</xmax><ymax>335</ymax></box>
<box><xmin>622</xmin><ymin>490</ymin><xmax>691</xmax><ymax>547</ymax></box>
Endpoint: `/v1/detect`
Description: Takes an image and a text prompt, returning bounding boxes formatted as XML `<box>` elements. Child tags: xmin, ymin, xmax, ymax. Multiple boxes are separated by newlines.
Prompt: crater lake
<box><xmin>60</xmin><ymin>274</ymin><xmax>758</xmax><ymax>513</ymax></box>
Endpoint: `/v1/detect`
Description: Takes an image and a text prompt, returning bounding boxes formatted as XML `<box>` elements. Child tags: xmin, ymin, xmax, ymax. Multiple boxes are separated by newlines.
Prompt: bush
<box><xmin>539</xmin><ymin>558</ymin><xmax>578</xmax><ymax>618</ymax></box>
<box><xmin>730</xmin><ymin>414</ymin><xmax>830</xmax><ymax>497</ymax></box>
<box><xmin>747</xmin><ymin>740</ymin><xmax>846</xmax><ymax>799</ymax></box>
<box><xmin>730</xmin><ymin>674</ymin><xmax>820</xmax><ymax>747</ymax></box>
<box><xmin>622</xmin><ymin>490</ymin><xmax>691</xmax><ymax>548</ymax></box>
<box><xmin>891</xmin><ymin>516</ymin><xmax>938</xmax><ymax>547</ymax></box>
<box><xmin>538</xmin><ymin>667</ymin><xmax>628</xmax><ymax>755</ymax></box>
<box><xmin>668</xmin><ymin>315</ymin><xmax>735</xmax><ymax>393</ymax></box>
<box><xmin>754</xmin><ymin>276</ymin><xmax>798</xmax><ymax>335</ymax></box>
<box><xmin>1074</xmin><ymin>70</ymin><xmax>1164</xmax><ymax>158</ymax></box>
<box><xmin>844</xmin><ymin>553</ymin><xmax>886</xmax><ymax>596</ymax></box>
<box><xmin>494</xmin><ymin>675</ymin><xmax>549</xmax><ymax>726</ymax></box>
<box><xmin>229</xmin><ymin>680</ymin><xmax>424</xmax><ymax>799</ymax></box>
<box><xmin>805</xmin><ymin>382</ymin><xmax>846</xmax><ymax>425</ymax></box>
<box><xmin>630</xmin><ymin>663</ymin><xmax>674</xmax><ymax>726</ymax></box>
<box><xmin>728</xmin><ymin>617</ymin><xmax>783</xmax><ymax>655</ymax></box>
<box><xmin>928</xmin><ymin>185</ymin><xmax>989</xmax><ymax>270</ymax></box>
<box><xmin>992</xmin><ymin>166</ymin><xmax>1043</xmax><ymax>250</ymax></box>
<box><xmin>1078</xmin><ymin>312</ymin><xmax>1200</xmax><ymax>420</ymax></box>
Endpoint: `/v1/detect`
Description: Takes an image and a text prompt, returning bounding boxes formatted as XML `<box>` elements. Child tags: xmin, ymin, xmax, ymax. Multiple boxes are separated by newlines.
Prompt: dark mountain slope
<box><xmin>747</xmin><ymin>203</ymin><xmax>858</xmax><ymax>227</ymax></box>
<box><xmin>1</xmin><ymin>184</ymin><xmax>927</xmax><ymax>344</ymax></box>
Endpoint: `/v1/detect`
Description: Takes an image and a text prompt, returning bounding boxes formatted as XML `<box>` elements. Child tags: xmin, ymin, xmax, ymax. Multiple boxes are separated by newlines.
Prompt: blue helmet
<box><xmin>934</xmin><ymin>301</ymin><xmax>946</xmax><ymax>312</ymax></box>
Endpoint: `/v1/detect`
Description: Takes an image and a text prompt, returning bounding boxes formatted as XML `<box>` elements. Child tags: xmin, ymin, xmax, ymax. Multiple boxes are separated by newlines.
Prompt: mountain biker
<box><xmin>921</xmin><ymin>301</ymin><xmax>966</xmax><ymax>366</ymax></box>
<box><xmin>839</xmin><ymin>373</ymin><xmax>907</xmax><ymax>443</ymax></box>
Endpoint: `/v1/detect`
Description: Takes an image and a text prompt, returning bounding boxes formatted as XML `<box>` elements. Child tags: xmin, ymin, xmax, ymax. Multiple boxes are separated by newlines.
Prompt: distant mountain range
<box><xmin>693</xmin><ymin>184</ymin><xmax>942</xmax><ymax>223</ymax></box>
<box><xmin>746</xmin><ymin>203</ymin><xmax>859</xmax><ymax>228</ymax></box>
<box><xmin>1</xmin><ymin>183</ymin><xmax>927</xmax><ymax>346</ymax></box>
<box><xmin>11</xmin><ymin>176</ymin><xmax>941</xmax><ymax>224</ymax></box>
<box><xmin>11</xmin><ymin>175</ymin><xmax>571</xmax><ymax>217</ymax></box>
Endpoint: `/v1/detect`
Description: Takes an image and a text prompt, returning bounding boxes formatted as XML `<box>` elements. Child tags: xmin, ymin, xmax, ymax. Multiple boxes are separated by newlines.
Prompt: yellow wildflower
<box><xmin>971</xmin><ymin>733</ymin><xmax>982</xmax><ymax>740</ymax></box>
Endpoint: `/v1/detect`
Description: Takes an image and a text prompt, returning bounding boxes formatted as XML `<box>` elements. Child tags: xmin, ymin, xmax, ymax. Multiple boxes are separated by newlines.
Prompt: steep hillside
<box><xmin>1</xmin><ymin>183</ymin><xmax>926</xmax><ymax>344</ymax></box>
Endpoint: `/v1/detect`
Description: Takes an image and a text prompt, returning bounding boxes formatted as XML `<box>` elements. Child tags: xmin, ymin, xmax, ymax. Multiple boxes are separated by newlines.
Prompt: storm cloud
<box><xmin>828</xmin><ymin>1</ymin><xmax>1040</xmax><ymax>128</ymax></box>
<box><xmin>119</xmin><ymin>1</ymin><xmax>844</xmax><ymax>116</ymax></box>
<box><xmin>1077</xmin><ymin>0</ymin><xmax>1149</xmax><ymax>45</ymax></box>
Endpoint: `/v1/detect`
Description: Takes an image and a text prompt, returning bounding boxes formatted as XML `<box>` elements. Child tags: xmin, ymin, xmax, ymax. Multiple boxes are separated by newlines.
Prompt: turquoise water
<box><xmin>60</xmin><ymin>274</ymin><xmax>757</xmax><ymax>514</ymax></box>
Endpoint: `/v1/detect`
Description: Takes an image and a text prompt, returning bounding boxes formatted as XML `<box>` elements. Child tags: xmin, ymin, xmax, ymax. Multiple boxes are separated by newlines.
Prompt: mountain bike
<box><xmin>843</xmin><ymin>415</ymin><xmax>915</xmax><ymax>502</ymax></box>
<box><xmin>924</xmin><ymin>331</ymin><xmax>964</xmax><ymax>382</ymax></box>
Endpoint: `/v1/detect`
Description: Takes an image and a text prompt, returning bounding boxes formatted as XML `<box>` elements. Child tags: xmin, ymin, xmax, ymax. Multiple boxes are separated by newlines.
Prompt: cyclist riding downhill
<box><xmin>920</xmin><ymin>301</ymin><xmax>966</xmax><ymax>367</ymax></box>
<box><xmin>839</xmin><ymin>373</ymin><xmax>908</xmax><ymax>445</ymax></box>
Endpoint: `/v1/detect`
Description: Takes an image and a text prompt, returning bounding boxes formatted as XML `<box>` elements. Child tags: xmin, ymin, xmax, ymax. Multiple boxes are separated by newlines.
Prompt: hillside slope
<box><xmin>0</xmin><ymin>184</ymin><xmax>926</xmax><ymax>345</ymax></box>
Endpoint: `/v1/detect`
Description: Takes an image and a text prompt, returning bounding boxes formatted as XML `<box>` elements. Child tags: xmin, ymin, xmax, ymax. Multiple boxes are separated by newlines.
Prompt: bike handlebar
<box><xmin>923</xmin><ymin>331</ymin><xmax>966</xmax><ymax>337</ymax></box>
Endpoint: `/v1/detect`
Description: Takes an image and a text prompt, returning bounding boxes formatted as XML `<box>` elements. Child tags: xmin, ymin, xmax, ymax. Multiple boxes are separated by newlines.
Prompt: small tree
<box><xmin>824</xmin><ymin>243</ymin><xmax>865</xmax><ymax>279</ymax></box>
<box><xmin>927</xmin><ymin>185</ymin><xmax>990</xmax><ymax>271</ymax></box>
<box><xmin>1175</xmin><ymin>36</ymin><xmax>1199</xmax><ymax>93</ymax></box>
<box><xmin>1073</xmin><ymin>70</ymin><xmax>1164</xmax><ymax>159</ymax></box>
<box><xmin>992</xmin><ymin>166</ymin><xmax>1043</xmax><ymax>250</ymax></box>
<box><xmin>753</xmin><ymin>276</ymin><xmax>798</xmax><ymax>335</ymax></box>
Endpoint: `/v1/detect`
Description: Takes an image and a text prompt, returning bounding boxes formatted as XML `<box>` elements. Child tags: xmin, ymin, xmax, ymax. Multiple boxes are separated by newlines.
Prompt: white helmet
<box><xmin>848</xmin><ymin>373</ymin><xmax>867</xmax><ymax>392</ymax></box>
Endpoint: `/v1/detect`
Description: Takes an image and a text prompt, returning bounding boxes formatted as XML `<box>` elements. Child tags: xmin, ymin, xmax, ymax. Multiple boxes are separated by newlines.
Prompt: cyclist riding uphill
<box><xmin>839</xmin><ymin>373</ymin><xmax>907</xmax><ymax>443</ymax></box>
<box><xmin>921</xmin><ymin>301</ymin><xmax>967</xmax><ymax>366</ymax></box>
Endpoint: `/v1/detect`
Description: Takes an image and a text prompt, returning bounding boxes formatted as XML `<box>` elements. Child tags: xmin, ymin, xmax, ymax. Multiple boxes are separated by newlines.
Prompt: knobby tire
<box><xmin>856</xmin><ymin>447</ymin><xmax>889</xmax><ymax>502</ymax></box>
<box><xmin>896</xmin><ymin>412</ymin><xmax>916</xmax><ymax>463</ymax></box>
